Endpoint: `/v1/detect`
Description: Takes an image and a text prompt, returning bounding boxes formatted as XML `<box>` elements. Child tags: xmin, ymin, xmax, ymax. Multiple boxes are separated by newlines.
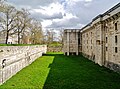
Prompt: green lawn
<box><xmin>0</xmin><ymin>52</ymin><xmax>120</xmax><ymax>89</ymax></box>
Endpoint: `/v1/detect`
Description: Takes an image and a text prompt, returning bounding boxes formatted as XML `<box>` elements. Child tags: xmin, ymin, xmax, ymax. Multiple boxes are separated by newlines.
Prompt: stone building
<box><xmin>63</xmin><ymin>29</ymin><xmax>81</xmax><ymax>55</ymax></box>
<box><xmin>63</xmin><ymin>3</ymin><xmax>120</xmax><ymax>72</ymax></box>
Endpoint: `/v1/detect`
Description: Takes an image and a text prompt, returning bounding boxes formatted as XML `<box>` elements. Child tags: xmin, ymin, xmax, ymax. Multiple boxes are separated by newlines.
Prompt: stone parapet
<box><xmin>47</xmin><ymin>46</ymin><xmax>62</xmax><ymax>52</ymax></box>
<box><xmin>0</xmin><ymin>45</ymin><xmax>47</xmax><ymax>85</ymax></box>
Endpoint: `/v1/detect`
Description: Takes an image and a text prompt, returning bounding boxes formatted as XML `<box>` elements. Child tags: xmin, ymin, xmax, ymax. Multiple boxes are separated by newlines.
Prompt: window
<box><xmin>115</xmin><ymin>36</ymin><xmax>117</xmax><ymax>44</ymax></box>
<box><xmin>78</xmin><ymin>33</ymin><xmax>80</xmax><ymax>45</ymax></box>
<box><xmin>106</xmin><ymin>37</ymin><xmax>108</xmax><ymax>43</ymax></box>
<box><xmin>115</xmin><ymin>47</ymin><xmax>118</xmax><ymax>53</ymax></box>
<box><xmin>106</xmin><ymin>47</ymin><xmax>108</xmax><ymax>51</ymax></box>
<box><xmin>78</xmin><ymin>38</ymin><xmax>80</xmax><ymax>45</ymax></box>
<box><xmin>115</xmin><ymin>23</ymin><xmax>117</xmax><ymax>30</ymax></box>
<box><xmin>91</xmin><ymin>32</ymin><xmax>92</xmax><ymax>36</ymax></box>
<box><xmin>83</xmin><ymin>35</ymin><xmax>84</xmax><ymax>38</ymax></box>
<box><xmin>91</xmin><ymin>46</ymin><xmax>92</xmax><ymax>49</ymax></box>
<box><xmin>87</xmin><ymin>34</ymin><xmax>88</xmax><ymax>37</ymax></box>
<box><xmin>106</xmin><ymin>29</ymin><xmax>108</xmax><ymax>33</ymax></box>
<box><xmin>96</xmin><ymin>40</ymin><xmax>100</xmax><ymax>45</ymax></box>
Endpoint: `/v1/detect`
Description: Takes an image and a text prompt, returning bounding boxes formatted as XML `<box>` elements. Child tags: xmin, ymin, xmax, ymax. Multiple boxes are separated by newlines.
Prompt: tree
<box><xmin>0</xmin><ymin>3</ymin><xmax>18</xmax><ymax>44</ymax></box>
<box><xmin>0</xmin><ymin>1</ymin><xmax>44</xmax><ymax>44</ymax></box>
<box><xmin>59</xmin><ymin>29</ymin><xmax>64</xmax><ymax>46</ymax></box>
<box><xmin>30</xmin><ymin>20</ymin><xmax>43</xmax><ymax>44</ymax></box>
<box><xmin>12</xmin><ymin>9</ymin><xmax>31</xmax><ymax>44</ymax></box>
<box><xmin>45</xmin><ymin>29</ymin><xmax>56</xmax><ymax>44</ymax></box>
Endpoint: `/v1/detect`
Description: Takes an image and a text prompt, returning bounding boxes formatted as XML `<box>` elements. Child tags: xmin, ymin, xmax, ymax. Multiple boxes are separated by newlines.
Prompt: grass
<box><xmin>0</xmin><ymin>52</ymin><xmax>120</xmax><ymax>89</ymax></box>
<box><xmin>0</xmin><ymin>44</ymin><xmax>44</xmax><ymax>46</ymax></box>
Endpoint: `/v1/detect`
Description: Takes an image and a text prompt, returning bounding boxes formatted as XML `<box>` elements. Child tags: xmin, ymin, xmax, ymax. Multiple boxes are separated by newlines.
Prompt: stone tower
<box><xmin>63</xmin><ymin>29</ymin><xmax>81</xmax><ymax>56</ymax></box>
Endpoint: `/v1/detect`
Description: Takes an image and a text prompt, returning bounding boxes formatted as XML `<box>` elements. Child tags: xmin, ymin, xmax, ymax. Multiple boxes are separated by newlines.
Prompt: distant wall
<box><xmin>47</xmin><ymin>46</ymin><xmax>62</xmax><ymax>52</ymax></box>
<box><xmin>0</xmin><ymin>45</ymin><xmax>47</xmax><ymax>85</ymax></box>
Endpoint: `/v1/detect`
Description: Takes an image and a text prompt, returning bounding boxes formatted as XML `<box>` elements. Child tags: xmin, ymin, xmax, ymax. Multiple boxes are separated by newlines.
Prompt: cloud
<box><xmin>7</xmin><ymin>0</ymin><xmax>120</xmax><ymax>30</ymax></box>
<box><xmin>29</xmin><ymin>2</ymin><xmax>64</xmax><ymax>20</ymax></box>
<box><xmin>45</xmin><ymin>13</ymin><xmax>83</xmax><ymax>28</ymax></box>
<box><xmin>8</xmin><ymin>0</ymin><xmax>59</xmax><ymax>7</ymax></box>
<box><xmin>62</xmin><ymin>0</ymin><xmax>120</xmax><ymax>24</ymax></box>
<box><xmin>30</xmin><ymin>10</ymin><xmax>63</xmax><ymax>20</ymax></box>
<box><xmin>41</xmin><ymin>20</ymin><xmax>53</xmax><ymax>28</ymax></box>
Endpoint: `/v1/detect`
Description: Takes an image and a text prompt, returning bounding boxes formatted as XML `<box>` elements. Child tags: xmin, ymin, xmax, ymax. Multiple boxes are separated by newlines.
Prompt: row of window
<box><xmin>83</xmin><ymin>39</ymin><xmax>93</xmax><ymax>44</ymax></box>
<box><xmin>106</xmin><ymin>47</ymin><xmax>118</xmax><ymax>53</ymax></box>
<box><xmin>86</xmin><ymin>46</ymin><xmax>118</xmax><ymax>53</ymax></box>
<box><xmin>106</xmin><ymin>35</ymin><xmax>118</xmax><ymax>44</ymax></box>
<box><xmin>85</xmin><ymin>46</ymin><xmax>118</xmax><ymax>53</ymax></box>
<box><xmin>84</xmin><ymin>35</ymin><xmax>118</xmax><ymax>45</ymax></box>
<box><xmin>83</xmin><ymin>32</ymin><xmax>93</xmax><ymax>38</ymax></box>
<box><xmin>83</xmin><ymin>22</ymin><xmax>118</xmax><ymax>38</ymax></box>
<box><xmin>106</xmin><ymin>22</ymin><xmax>118</xmax><ymax>32</ymax></box>
<box><xmin>85</xmin><ymin>45</ymin><xmax>118</xmax><ymax>53</ymax></box>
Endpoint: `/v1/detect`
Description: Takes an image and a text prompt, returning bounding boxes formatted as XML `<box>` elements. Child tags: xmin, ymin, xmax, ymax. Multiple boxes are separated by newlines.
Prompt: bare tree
<box><xmin>11</xmin><ymin>9</ymin><xmax>31</xmax><ymax>44</ymax></box>
<box><xmin>0</xmin><ymin>1</ymin><xmax>44</xmax><ymax>45</ymax></box>
<box><xmin>0</xmin><ymin>3</ymin><xmax>18</xmax><ymax>44</ymax></box>
<box><xmin>46</xmin><ymin>30</ymin><xmax>52</xmax><ymax>44</ymax></box>
<box><xmin>58</xmin><ymin>29</ymin><xmax>64</xmax><ymax>47</ymax></box>
<box><xmin>30</xmin><ymin>20</ymin><xmax>43</xmax><ymax>44</ymax></box>
<box><xmin>45</xmin><ymin>29</ymin><xmax>57</xmax><ymax>44</ymax></box>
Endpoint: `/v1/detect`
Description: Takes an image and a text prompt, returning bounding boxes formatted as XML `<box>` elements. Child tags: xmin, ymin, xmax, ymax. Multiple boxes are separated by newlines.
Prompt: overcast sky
<box><xmin>7</xmin><ymin>0</ymin><xmax>120</xmax><ymax>30</ymax></box>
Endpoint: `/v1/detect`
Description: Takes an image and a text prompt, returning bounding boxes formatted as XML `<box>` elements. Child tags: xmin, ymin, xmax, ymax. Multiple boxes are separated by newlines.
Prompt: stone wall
<box><xmin>0</xmin><ymin>45</ymin><xmax>47</xmax><ymax>85</ymax></box>
<box><xmin>47</xmin><ymin>46</ymin><xmax>62</xmax><ymax>52</ymax></box>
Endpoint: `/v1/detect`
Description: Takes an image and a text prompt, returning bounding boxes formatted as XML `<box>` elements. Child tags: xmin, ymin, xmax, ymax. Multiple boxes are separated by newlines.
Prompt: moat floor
<box><xmin>0</xmin><ymin>52</ymin><xmax>120</xmax><ymax>89</ymax></box>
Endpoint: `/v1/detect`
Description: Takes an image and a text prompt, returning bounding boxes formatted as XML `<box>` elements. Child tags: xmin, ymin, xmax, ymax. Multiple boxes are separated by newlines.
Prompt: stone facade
<box><xmin>47</xmin><ymin>46</ymin><xmax>62</xmax><ymax>52</ymax></box>
<box><xmin>63</xmin><ymin>3</ymin><xmax>120</xmax><ymax>72</ymax></box>
<box><xmin>63</xmin><ymin>29</ymin><xmax>81</xmax><ymax>55</ymax></box>
<box><xmin>0</xmin><ymin>45</ymin><xmax>47</xmax><ymax>85</ymax></box>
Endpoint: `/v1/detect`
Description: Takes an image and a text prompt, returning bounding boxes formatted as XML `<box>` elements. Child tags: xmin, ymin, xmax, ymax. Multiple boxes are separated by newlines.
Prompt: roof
<box><xmin>64</xmin><ymin>29</ymin><xmax>81</xmax><ymax>32</ymax></box>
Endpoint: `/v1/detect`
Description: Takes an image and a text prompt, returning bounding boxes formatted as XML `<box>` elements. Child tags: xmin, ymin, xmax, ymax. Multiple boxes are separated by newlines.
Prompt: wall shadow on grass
<box><xmin>43</xmin><ymin>53</ymin><xmax>120</xmax><ymax>89</ymax></box>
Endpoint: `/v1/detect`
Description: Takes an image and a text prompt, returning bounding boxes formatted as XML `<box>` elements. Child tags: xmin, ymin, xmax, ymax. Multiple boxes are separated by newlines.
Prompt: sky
<box><xmin>7</xmin><ymin>0</ymin><xmax>120</xmax><ymax>30</ymax></box>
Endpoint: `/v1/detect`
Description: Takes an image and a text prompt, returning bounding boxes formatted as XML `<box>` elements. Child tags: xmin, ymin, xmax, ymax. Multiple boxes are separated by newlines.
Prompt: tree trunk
<box><xmin>5</xmin><ymin>12</ymin><xmax>9</xmax><ymax>44</ymax></box>
<box><xmin>18</xmin><ymin>28</ymin><xmax>20</xmax><ymax>44</ymax></box>
<box><xmin>5</xmin><ymin>31</ymin><xmax>9</xmax><ymax>44</ymax></box>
